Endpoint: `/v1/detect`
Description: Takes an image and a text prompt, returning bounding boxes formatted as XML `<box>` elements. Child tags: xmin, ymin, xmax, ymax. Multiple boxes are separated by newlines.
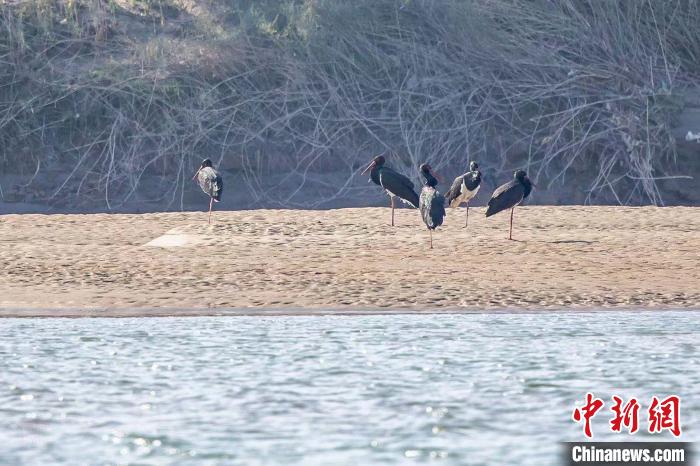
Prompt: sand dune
<box><xmin>0</xmin><ymin>207</ymin><xmax>698</xmax><ymax>315</ymax></box>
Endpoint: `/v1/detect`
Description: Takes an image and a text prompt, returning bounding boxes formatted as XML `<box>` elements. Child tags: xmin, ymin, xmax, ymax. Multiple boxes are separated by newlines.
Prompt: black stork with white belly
<box><xmin>193</xmin><ymin>158</ymin><xmax>223</xmax><ymax>224</ymax></box>
<box><xmin>444</xmin><ymin>161</ymin><xmax>482</xmax><ymax>228</ymax></box>
<box><xmin>418</xmin><ymin>163</ymin><xmax>446</xmax><ymax>249</ymax></box>
<box><xmin>485</xmin><ymin>170</ymin><xmax>533</xmax><ymax>240</ymax></box>
<box><xmin>361</xmin><ymin>155</ymin><xmax>419</xmax><ymax>226</ymax></box>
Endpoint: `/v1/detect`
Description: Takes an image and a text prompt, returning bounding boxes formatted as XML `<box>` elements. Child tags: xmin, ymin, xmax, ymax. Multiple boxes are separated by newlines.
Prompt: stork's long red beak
<box><xmin>192</xmin><ymin>167</ymin><xmax>202</xmax><ymax>181</ymax></box>
<box><xmin>431</xmin><ymin>168</ymin><xmax>442</xmax><ymax>183</ymax></box>
<box><xmin>361</xmin><ymin>161</ymin><xmax>376</xmax><ymax>176</ymax></box>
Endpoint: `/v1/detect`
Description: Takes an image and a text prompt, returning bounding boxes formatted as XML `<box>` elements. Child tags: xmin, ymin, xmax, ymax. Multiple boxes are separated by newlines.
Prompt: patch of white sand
<box><xmin>145</xmin><ymin>233</ymin><xmax>205</xmax><ymax>248</ymax></box>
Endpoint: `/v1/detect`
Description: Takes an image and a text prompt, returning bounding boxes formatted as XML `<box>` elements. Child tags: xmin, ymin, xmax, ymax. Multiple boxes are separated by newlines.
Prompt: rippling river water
<box><xmin>1</xmin><ymin>311</ymin><xmax>698</xmax><ymax>465</ymax></box>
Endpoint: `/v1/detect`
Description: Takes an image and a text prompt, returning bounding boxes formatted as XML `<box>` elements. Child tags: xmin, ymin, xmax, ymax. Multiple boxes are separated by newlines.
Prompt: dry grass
<box><xmin>1</xmin><ymin>0</ymin><xmax>698</xmax><ymax>209</ymax></box>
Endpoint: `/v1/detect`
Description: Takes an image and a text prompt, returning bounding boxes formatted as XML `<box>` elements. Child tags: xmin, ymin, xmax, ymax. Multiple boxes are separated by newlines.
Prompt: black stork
<box><xmin>444</xmin><ymin>161</ymin><xmax>482</xmax><ymax>228</ymax></box>
<box><xmin>361</xmin><ymin>155</ymin><xmax>419</xmax><ymax>226</ymax></box>
<box><xmin>419</xmin><ymin>163</ymin><xmax>446</xmax><ymax>249</ymax></box>
<box><xmin>485</xmin><ymin>170</ymin><xmax>533</xmax><ymax>240</ymax></box>
<box><xmin>193</xmin><ymin>158</ymin><xmax>223</xmax><ymax>224</ymax></box>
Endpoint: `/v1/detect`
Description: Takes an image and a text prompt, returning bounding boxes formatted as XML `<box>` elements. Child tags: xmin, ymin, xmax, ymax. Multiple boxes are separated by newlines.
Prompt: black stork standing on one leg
<box><xmin>444</xmin><ymin>161</ymin><xmax>482</xmax><ymax>228</ymax></box>
<box><xmin>485</xmin><ymin>170</ymin><xmax>533</xmax><ymax>240</ymax></box>
<box><xmin>193</xmin><ymin>158</ymin><xmax>223</xmax><ymax>224</ymax></box>
<box><xmin>419</xmin><ymin>163</ymin><xmax>446</xmax><ymax>249</ymax></box>
<box><xmin>361</xmin><ymin>155</ymin><xmax>419</xmax><ymax>226</ymax></box>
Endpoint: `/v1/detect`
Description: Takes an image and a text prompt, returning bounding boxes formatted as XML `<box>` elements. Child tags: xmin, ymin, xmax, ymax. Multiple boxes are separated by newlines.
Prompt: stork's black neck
<box><xmin>521</xmin><ymin>177</ymin><xmax>533</xmax><ymax>199</ymax></box>
<box><xmin>369</xmin><ymin>165</ymin><xmax>382</xmax><ymax>186</ymax></box>
<box><xmin>422</xmin><ymin>171</ymin><xmax>438</xmax><ymax>188</ymax></box>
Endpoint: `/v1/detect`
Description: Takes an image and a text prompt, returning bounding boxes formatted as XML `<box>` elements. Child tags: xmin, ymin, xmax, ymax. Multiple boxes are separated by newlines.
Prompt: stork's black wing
<box><xmin>420</xmin><ymin>187</ymin><xmax>446</xmax><ymax>229</ymax></box>
<box><xmin>485</xmin><ymin>180</ymin><xmax>524</xmax><ymax>217</ymax></box>
<box><xmin>212</xmin><ymin>172</ymin><xmax>223</xmax><ymax>201</ymax></box>
<box><xmin>444</xmin><ymin>175</ymin><xmax>465</xmax><ymax>206</ymax></box>
<box><xmin>379</xmin><ymin>167</ymin><xmax>419</xmax><ymax>208</ymax></box>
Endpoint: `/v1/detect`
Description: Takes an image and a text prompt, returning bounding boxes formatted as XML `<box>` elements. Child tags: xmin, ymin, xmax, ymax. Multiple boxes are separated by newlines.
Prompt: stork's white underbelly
<box><xmin>385</xmin><ymin>189</ymin><xmax>413</xmax><ymax>205</ymax></box>
<box><xmin>449</xmin><ymin>182</ymin><xmax>480</xmax><ymax>208</ymax></box>
<box><xmin>384</xmin><ymin>188</ymin><xmax>415</xmax><ymax>207</ymax></box>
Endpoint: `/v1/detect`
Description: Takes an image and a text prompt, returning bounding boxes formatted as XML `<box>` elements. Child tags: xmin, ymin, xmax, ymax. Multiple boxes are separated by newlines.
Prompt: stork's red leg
<box><xmin>509</xmin><ymin>207</ymin><xmax>514</xmax><ymax>240</ymax></box>
<box><xmin>429</xmin><ymin>229</ymin><xmax>433</xmax><ymax>249</ymax></box>
<box><xmin>390</xmin><ymin>196</ymin><xmax>395</xmax><ymax>226</ymax></box>
<box><xmin>465</xmin><ymin>203</ymin><xmax>469</xmax><ymax>228</ymax></box>
<box><xmin>208</xmin><ymin>197</ymin><xmax>214</xmax><ymax>225</ymax></box>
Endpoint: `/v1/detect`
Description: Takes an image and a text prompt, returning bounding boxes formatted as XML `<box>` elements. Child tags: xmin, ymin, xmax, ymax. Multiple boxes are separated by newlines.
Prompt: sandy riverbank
<box><xmin>0</xmin><ymin>207</ymin><xmax>698</xmax><ymax>316</ymax></box>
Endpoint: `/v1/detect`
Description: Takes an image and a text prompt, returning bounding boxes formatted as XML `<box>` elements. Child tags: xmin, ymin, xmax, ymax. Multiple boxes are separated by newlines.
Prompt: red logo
<box><xmin>572</xmin><ymin>394</ymin><xmax>681</xmax><ymax>438</ymax></box>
